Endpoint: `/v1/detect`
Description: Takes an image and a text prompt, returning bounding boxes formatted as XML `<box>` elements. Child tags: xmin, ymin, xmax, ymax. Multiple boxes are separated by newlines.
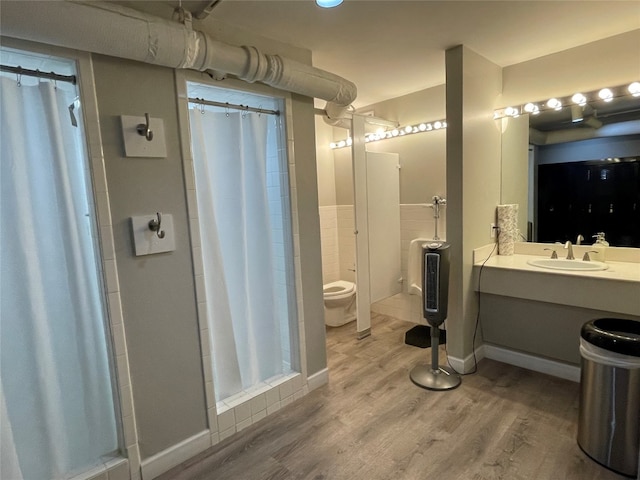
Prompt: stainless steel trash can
<box><xmin>577</xmin><ymin>318</ymin><xmax>640</xmax><ymax>478</ymax></box>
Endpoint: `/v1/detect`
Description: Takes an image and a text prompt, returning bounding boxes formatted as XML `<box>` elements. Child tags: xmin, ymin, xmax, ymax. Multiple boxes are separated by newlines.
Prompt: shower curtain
<box><xmin>189</xmin><ymin>109</ymin><xmax>284</xmax><ymax>401</ymax></box>
<box><xmin>0</xmin><ymin>77</ymin><xmax>117</xmax><ymax>479</ymax></box>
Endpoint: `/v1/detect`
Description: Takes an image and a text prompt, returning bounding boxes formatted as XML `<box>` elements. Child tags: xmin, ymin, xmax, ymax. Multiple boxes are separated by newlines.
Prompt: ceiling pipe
<box><xmin>0</xmin><ymin>0</ymin><xmax>356</xmax><ymax>122</ymax></box>
<box><xmin>529</xmin><ymin>119</ymin><xmax>640</xmax><ymax>145</ymax></box>
<box><xmin>314</xmin><ymin>108</ymin><xmax>399</xmax><ymax>131</ymax></box>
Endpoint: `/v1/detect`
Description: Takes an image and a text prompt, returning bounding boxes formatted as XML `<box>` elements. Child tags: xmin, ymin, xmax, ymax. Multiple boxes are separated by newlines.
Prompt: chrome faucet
<box><xmin>564</xmin><ymin>241</ymin><xmax>575</xmax><ymax>260</ymax></box>
<box><xmin>576</xmin><ymin>234</ymin><xmax>584</xmax><ymax>245</ymax></box>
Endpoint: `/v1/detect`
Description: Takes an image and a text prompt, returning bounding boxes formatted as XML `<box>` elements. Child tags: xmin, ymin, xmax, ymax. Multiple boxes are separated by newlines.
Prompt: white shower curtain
<box><xmin>189</xmin><ymin>109</ymin><xmax>285</xmax><ymax>401</ymax></box>
<box><xmin>0</xmin><ymin>77</ymin><xmax>117</xmax><ymax>479</ymax></box>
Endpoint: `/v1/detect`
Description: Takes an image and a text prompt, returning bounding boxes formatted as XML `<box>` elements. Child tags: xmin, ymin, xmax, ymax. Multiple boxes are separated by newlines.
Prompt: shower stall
<box><xmin>184</xmin><ymin>80</ymin><xmax>300</xmax><ymax>405</ymax></box>
<box><xmin>1</xmin><ymin>46</ymin><xmax>121</xmax><ymax>480</ymax></box>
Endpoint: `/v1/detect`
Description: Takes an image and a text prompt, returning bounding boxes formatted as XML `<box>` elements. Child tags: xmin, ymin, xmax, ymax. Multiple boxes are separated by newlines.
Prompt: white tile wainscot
<box><xmin>473</xmin><ymin>242</ymin><xmax>640</xmax><ymax>380</ymax></box>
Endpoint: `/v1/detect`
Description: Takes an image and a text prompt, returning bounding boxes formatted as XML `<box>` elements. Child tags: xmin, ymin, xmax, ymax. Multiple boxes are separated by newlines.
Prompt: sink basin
<box><xmin>527</xmin><ymin>258</ymin><xmax>609</xmax><ymax>271</ymax></box>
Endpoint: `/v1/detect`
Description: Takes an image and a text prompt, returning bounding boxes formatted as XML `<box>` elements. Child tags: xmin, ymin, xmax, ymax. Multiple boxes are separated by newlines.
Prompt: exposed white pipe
<box><xmin>0</xmin><ymin>0</ymin><xmax>357</xmax><ymax>121</ymax></box>
<box><xmin>529</xmin><ymin>119</ymin><xmax>640</xmax><ymax>145</ymax></box>
<box><xmin>313</xmin><ymin>108</ymin><xmax>399</xmax><ymax>130</ymax></box>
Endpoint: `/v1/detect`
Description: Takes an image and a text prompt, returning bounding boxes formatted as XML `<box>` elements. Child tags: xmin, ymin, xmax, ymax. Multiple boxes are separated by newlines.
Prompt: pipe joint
<box><xmin>178</xmin><ymin>30</ymin><xmax>206</xmax><ymax>70</ymax></box>
<box><xmin>241</xmin><ymin>45</ymin><xmax>268</xmax><ymax>83</ymax></box>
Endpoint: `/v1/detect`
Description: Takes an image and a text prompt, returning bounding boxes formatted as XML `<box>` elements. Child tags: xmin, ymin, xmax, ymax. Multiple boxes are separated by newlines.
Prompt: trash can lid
<box><xmin>581</xmin><ymin>318</ymin><xmax>640</xmax><ymax>357</ymax></box>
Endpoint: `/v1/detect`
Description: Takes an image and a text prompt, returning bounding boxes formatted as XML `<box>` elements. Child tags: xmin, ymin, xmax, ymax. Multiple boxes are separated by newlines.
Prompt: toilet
<box><xmin>323</xmin><ymin>280</ymin><xmax>357</xmax><ymax>327</ymax></box>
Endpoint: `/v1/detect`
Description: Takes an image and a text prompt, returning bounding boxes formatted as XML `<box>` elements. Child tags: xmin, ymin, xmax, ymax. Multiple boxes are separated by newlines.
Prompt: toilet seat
<box><xmin>323</xmin><ymin>280</ymin><xmax>355</xmax><ymax>300</ymax></box>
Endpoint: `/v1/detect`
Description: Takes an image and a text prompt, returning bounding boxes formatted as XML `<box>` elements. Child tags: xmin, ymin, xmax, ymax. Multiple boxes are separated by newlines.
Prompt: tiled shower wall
<box><xmin>337</xmin><ymin>206</ymin><xmax>356</xmax><ymax>283</ymax></box>
<box><xmin>319</xmin><ymin>206</ymin><xmax>339</xmax><ymax>284</ymax></box>
<box><xmin>319</xmin><ymin>204</ymin><xmax>446</xmax><ymax>324</ymax></box>
<box><xmin>319</xmin><ymin>205</ymin><xmax>356</xmax><ymax>285</ymax></box>
<box><xmin>266</xmin><ymin>140</ymin><xmax>293</xmax><ymax>371</ymax></box>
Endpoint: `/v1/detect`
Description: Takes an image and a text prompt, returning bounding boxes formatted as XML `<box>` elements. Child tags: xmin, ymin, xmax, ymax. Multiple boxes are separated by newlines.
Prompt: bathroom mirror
<box><xmin>500</xmin><ymin>92</ymin><xmax>640</xmax><ymax>247</ymax></box>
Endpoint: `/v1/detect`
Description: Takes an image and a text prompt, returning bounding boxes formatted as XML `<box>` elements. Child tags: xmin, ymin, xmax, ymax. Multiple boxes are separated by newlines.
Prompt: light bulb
<box><xmin>442</xmin><ymin>121</ymin><xmax>447</xmax><ymax>128</ymax></box>
<box><xmin>504</xmin><ymin>106</ymin><xmax>519</xmax><ymax>117</ymax></box>
<box><xmin>337</xmin><ymin>140</ymin><xmax>346</xmax><ymax>148</ymax></box>
<box><xmin>434</xmin><ymin>121</ymin><xmax>442</xmax><ymax>129</ymax></box>
<box><xmin>571</xmin><ymin>93</ymin><xmax>587</xmax><ymax>106</ymax></box>
<box><xmin>391</xmin><ymin>129</ymin><xmax>399</xmax><ymax>137</ymax></box>
<box><xmin>404</xmin><ymin>125</ymin><xmax>413</xmax><ymax>134</ymax></box>
<box><xmin>329</xmin><ymin>142</ymin><xmax>337</xmax><ymax>149</ymax></box>
<box><xmin>547</xmin><ymin>98</ymin><xmax>562</xmax><ymax>110</ymax></box>
<box><xmin>418</xmin><ymin>123</ymin><xmax>427</xmax><ymax>131</ymax></box>
<box><xmin>598</xmin><ymin>88</ymin><xmax>613</xmax><ymax>102</ymax></box>
<box><xmin>346</xmin><ymin>137</ymin><xmax>352</xmax><ymax>146</ymax></box>
<box><xmin>523</xmin><ymin>103</ymin><xmax>536</xmax><ymax>113</ymax></box>
<box><xmin>628</xmin><ymin>82</ymin><xmax>640</xmax><ymax>97</ymax></box>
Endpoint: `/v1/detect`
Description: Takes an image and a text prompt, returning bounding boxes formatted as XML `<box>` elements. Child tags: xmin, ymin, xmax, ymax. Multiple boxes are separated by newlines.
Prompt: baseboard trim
<box><xmin>447</xmin><ymin>345</ymin><xmax>485</xmax><ymax>374</ymax></box>
<box><xmin>357</xmin><ymin>327</ymin><xmax>371</xmax><ymax>340</ymax></box>
<box><xmin>307</xmin><ymin>368</ymin><xmax>329</xmax><ymax>391</ymax></box>
<box><xmin>483</xmin><ymin>344</ymin><xmax>580</xmax><ymax>383</ymax></box>
<box><xmin>140</xmin><ymin>430</ymin><xmax>210</xmax><ymax>479</ymax></box>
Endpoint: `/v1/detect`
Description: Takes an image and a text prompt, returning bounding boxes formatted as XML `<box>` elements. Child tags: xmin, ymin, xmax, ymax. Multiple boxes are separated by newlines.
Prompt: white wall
<box><xmin>446</xmin><ymin>45</ymin><xmax>503</xmax><ymax>365</ymax></box>
<box><xmin>359</xmin><ymin>85</ymin><xmax>447</xmax><ymax>204</ymax></box>
<box><xmin>501</xmin><ymin>30</ymin><xmax>640</xmax><ymax>107</ymax></box>
<box><xmin>315</xmin><ymin>116</ymin><xmax>337</xmax><ymax>207</ymax></box>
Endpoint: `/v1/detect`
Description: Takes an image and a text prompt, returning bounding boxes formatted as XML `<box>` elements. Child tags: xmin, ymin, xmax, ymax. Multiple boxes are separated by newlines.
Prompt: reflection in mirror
<box><xmin>500</xmin><ymin>85</ymin><xmax>640</xmax><ymax>247</ymax></box>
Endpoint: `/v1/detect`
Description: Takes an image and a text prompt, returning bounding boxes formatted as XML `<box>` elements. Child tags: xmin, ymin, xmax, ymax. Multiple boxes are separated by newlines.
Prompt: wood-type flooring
<box><xmin>158</xmin><ymin>313</ymin><xmax>626</xmax><ymax>480</ymax></box>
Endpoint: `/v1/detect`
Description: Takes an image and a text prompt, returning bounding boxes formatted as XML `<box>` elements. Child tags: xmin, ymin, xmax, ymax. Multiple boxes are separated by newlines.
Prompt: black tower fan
<box><xmin>409</xmin><ymin>241</ymin><xmax>461</xmax><ymax>390</ymax></box>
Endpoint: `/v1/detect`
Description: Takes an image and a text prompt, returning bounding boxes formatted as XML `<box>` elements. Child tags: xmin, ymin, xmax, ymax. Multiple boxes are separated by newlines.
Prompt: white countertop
<box><xmin>477</xmin><ymin>253</ymin><xmax>640</xmax><ymax>284</ymax></box>
<box><xmin>472</xmin><ymin>248</ymin><xmax>640</xmax><ymax>316</ymax></box>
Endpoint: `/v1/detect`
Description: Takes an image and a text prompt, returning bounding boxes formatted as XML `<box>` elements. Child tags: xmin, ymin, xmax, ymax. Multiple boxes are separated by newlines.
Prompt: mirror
<box><xmin>500</xmin><ymin>90</ymin><xmax>640</xmax><ymax>247</ymax></box>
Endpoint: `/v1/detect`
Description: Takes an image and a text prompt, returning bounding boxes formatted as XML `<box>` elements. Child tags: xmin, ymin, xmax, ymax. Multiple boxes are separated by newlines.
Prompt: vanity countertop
<box><xmin>476</xmin><ymin>253</ymin><xmax>640</xmax><ymax>283</ymax></box>
<box><xmin>472</xmin><ymin>246</ymin><xmax>640</xmax><ymax>316</ymax></box>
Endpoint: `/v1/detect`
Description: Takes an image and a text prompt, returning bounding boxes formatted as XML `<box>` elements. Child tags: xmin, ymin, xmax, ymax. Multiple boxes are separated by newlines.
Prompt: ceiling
<box><xmin>175</xmin><ymin>0</ymin><xmax>640</xmax><ymax>110</ymax></box>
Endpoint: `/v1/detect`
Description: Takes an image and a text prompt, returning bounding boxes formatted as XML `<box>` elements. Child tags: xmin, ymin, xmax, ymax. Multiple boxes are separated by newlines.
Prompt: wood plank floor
<box><xmin>158</xmin><ymin>314</ymin><xmax>626</xmax><ymax>480</ymax></box>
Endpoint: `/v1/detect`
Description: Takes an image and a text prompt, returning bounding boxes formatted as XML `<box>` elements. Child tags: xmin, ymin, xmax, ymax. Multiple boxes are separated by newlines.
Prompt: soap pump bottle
<box><xmin>591</xmin><ymin>232</ymin><xmax>608</xmax><ymax>261</ymax></box>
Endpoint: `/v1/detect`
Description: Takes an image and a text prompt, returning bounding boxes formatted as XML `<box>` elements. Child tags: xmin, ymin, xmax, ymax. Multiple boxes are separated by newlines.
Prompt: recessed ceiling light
<box><xmin>316</xmin><ymin>0</ymin><xmax>343</xmax><ymax>8</ymax></box>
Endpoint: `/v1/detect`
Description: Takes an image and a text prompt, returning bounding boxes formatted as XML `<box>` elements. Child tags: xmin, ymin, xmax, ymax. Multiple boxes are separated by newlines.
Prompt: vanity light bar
<box><xmin>329</xmin><ymin>119</ymin><xmax>447</xmax><ymax>149</ymax></box>
<box><xmin>494</xmin><ymin>82</ymin><xmax>640</xmax><ymax>119</ymax></box>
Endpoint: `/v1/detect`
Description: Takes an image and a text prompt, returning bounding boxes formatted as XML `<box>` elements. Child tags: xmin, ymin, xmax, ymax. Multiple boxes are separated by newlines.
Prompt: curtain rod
<box><xmin>188</xmin><ymin>97</ymin><xmax>279</xmax><ymax>116</ymax></box>
<box><xmin>0</xmin><ymin>64</ymin><xmax>77</xmax><ymax>85</ymax></box>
